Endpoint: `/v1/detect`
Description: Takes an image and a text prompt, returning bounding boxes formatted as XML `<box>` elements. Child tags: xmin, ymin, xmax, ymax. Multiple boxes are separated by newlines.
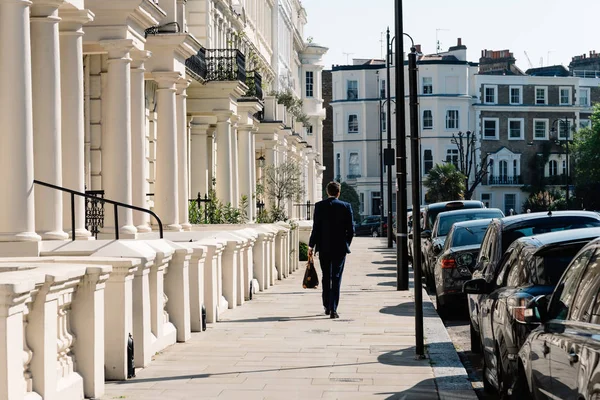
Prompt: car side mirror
<box><xmin>421</xmin><ymin>230</ymin><xmax>432</xmax><ymax>239</ymax></box>
<box><xmin>462</xmin><ymin>278</ymin><xmax>490</xmax><ymax>295</ymax></box>
<box><xmin>524</xmin><ymin>295</ymin><xmax>549</xmax><ymax>324</ymax></box>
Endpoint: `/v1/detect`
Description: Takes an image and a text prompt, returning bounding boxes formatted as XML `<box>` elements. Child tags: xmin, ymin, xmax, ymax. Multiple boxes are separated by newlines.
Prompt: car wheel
<box><xmin>509</xmin><ymin>361</ymin><xmax>532</xmax><ymax>400</ymax></box>
<box><xmin>470</xmin><ymin>322</ymin><xmax>482</xmax><ymax>354</ymax></box>
<box><xmin>435</xmin><ymin>295</ymin><xmax>447</xmax><ymax>319</ymax></box>
<box><xmin>482</xmin><ymin>358</ymin><xmax>495</xmax><ymax>393</ymax></box>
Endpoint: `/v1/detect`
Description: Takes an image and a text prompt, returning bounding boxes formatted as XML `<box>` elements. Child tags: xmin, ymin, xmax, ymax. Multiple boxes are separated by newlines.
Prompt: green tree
<box><xmin>338</xmin><ymin>182</ymin><xmax>360</xmax><ymax>223</ymax></box>
<box><xmin>423</xmin><ymin>163</ymin><xmax>466</xmax><ymax>203</ymax></box>
<box><xmin>261</xmin><ymin>160</ymin><xmax>304</xmax><ymax>221</ymax></box>
<box><xmin>573</xmin><ymin>104</ymin><xmax>600</xmax><ymax>210</ymax></box>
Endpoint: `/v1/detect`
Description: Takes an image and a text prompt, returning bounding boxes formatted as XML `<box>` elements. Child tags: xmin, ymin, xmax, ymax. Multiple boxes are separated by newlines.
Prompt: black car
<box><xmin>419</xmin><ymin>200</ymin><xmax>485</xmax><ymax>286</ymax></box>
<box><xmin>466</xmin><ymin>211</ymin><xmax>600</xmax><ymax>355</ymax></box>
<box><xmin>464</xmin><ymin>227</ymin><xmax>600</xmax><ymax>397</ymax></box>
<box><xmin>424</xmin><ymin>208</ymin><xmax>504</xmax><ymax>277</ymax></box>
<box><xmin>520</xmin><ymin>236</ymin><xmax>600</xmax><ymax>400</ymax></box>
<box><xmin>355</xmin><ymin>215</ymin><xmax>382</xmax><ymax>236</ymax></box>
<box><xmin>434</xmin><ymin>218</ymin><xmax>494</xmax><ymax>317</ymax></box>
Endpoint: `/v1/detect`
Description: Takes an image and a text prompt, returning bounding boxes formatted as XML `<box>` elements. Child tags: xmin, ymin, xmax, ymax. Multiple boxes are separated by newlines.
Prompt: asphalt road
<box><xmin>427</xmin><ymin>289</ymin><xmax>499</xmax><ymax>400</ymax></box>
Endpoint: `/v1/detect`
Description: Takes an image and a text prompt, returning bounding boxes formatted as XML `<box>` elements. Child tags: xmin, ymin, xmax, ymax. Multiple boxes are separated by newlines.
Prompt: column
<box><xmin>190</xmin><ymin>119</ymin><xmax>209</xmax><ymax>198</ymax></box>
<box><xmin>230</xmin><ymin>116</ymin><xmax>240</xmax><ymax>208</ymax></box>
<box><xmin>100</xmin><ymin>39</ymin><xmax>137</xmax><ymax>235</ymax></box>
<box><xmin>176</xmin><ymin>79</ymin><xmax>192</xmax><ymax>231</ymax></box>
<box><xmin>154</xmin><ymin>72</ymin><xmax>181</xmax><ymax>231</ymax></box>
<box><xmin>130</xmin><ymin>50</ymin><xmax>152</xmax><ymax>233</ymax></box>
<box><xmin>250</xmin><ymin>131</ymin><xmax>257</xmax><ymax>220</ymax></box>
<box><xmin>31</xmin><ymin>0</ymin><xmax>68</xmax><ymax>240</ymax></box>
<box><xmin>207</xmin><ymin>127</ymin><xmax>216</xmax><ymax>190</ymax></box>
<box><xmin>215</xmin><ymin>113</ymin><xmax>233</xmax><ymax>205</ymax></box>
<box><xmin>60</xmin><ymin>10</ymin><xmax>93</xmax><ymax>239</ymax></box>
<box><xmin>0</xmin><ymin>0</ymin><xmax>39</xmax><ymax>242</ymax></box>
<box><xmin>237</xmin><ymin>125</ymin><xmax>254</xmax><ymax>221</ymax></box>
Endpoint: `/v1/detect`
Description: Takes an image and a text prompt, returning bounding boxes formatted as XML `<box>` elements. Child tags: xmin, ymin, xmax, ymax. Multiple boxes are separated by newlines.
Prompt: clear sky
<box><xmin>302</xmin><ymin>0</ymin><xmax>600</xmax><ymax>71</ymax></box>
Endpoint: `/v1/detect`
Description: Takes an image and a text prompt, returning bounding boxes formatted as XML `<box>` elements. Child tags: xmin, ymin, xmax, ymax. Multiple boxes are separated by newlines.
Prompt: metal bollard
<box><xmin>201</xmin><ymin>304</ymin><xmax>207</xmax><ymax>331</ymax></box>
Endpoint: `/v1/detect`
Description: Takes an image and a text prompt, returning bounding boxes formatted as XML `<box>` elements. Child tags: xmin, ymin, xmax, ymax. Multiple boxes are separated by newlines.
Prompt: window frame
<box><xmin>548</xmin><ymin>160</ymin><xmax>559</xmax><ymax>176</ymax></box>
<box><xmin>535</xmin><ymin>86</ymin><xmax>548</xmax><ymax>105</ymax></box>
<box><xmin>484</xmin><ymin>85</ymin><xmax>498</xmax><ymax>104</ymax></box>
<box><xmin>346</xmin><ymin>80</ymin><xmax>358</xmax><ymax>100</ymax></box>
<box><xmin>380</xmin><ymin>79</ymin><xmax>386</xmax><ymax>99</ymax></box>
<box><xmin>422</xmin><ymin>77</ymin><xmax>433</xmax><ymax>94</ymax></box>
<box><xmin>423</xmin><ymin>148</ymin><xmax>433</xmax><ymax>175</ymax></box>
<box><xmin>305</xmin><ymin>70</ymin><xmax>314</xmax><ymax>98</ymax></box>
<box><xmin>509</xmin><ymin>85</ymin><xmax>523</xmax><ymax>105</ymax></box>
<box><xmin>446</xmin><ymin>148</ymin><xmax>459</xmax><ymax>168</ymax></box>
<box><xmin>579</xmin><ymin>87</ymin><xmax>591</xmax><ymax>107</ymax></box>
<box><xmin>559</xmin><ymin>86</ymin><xmax>572</xmax><ymax>106</ymax></box>
<box><xmin>533</xmin><ymin>118</ymin><xmax>549</xmax><ymax>140</ymax></box>
<box><xmin>482</xmin><ymin>117</ymin><xmax>499</xmax><ymax>140</ymax></box>
<box><xmin>347</xmin><ymin>113</ymin><xmax>359</xmax><ymax>134</ymax></box>
<box><xmin>508</xmin><ymin>118</ymin><xmax>524</xmax><ymax>140</ymax></box>
<box><xmin>347</xmin><ymin>150</ymin><xmax>361</xmax><ymax>178</ymax></box>
<box><xmin>422</xmin><ymin>110</ymin><xmax>433</xmax><ymax>130</ymax></box>
<box><xmin>445</xmin><ymin>109</ymin><xmax>459</xmax><ymax>130</ymax></box>
<box><xmin>381</xmin><ymin>110</ymin><xmax>387</xmax><ymax>132</ymax></box>
<box><xmin>558</xmin><ymin>119</ymin><xmax>574</xmax><ymax>140</ymax></box>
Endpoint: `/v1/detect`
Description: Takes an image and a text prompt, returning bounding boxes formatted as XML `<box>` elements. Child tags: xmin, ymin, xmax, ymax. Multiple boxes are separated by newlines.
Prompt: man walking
<box><xmin>308</xmin><ymin>182</ymin><xmax>354</xmax><ymax>319</ymax></box>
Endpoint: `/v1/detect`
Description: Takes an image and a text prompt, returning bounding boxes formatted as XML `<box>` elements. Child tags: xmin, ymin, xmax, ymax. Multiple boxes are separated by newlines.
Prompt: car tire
<box><xmin>470</xmin><ymin>322</ymin><xmax>482</xmax><ymax>354</ymax></box>
<box><xmin>509</xmin><ymin>361</ymin><xmax>532</xmax><ymax>400</ymax></box>
<box><xmin>482</xmin><ymin>358</ymin><xmax>495</xmax><ymax>393</ymax></box>
<box><xmin>435</xmin><ymin>295</ymin><xmax>447</xmax><ymax>319</ymax></box>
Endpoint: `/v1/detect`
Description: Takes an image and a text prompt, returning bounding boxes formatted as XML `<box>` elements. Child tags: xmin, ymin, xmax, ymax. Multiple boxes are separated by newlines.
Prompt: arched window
<box><xmin>499</xmin><ymin>160</ymin><xmax>508</xmax><ymax>179</ymax></box>
<box><xmin>549</xmin><ymin>160</ymin><xmax>558</xmax><ymax>176</ymax></box>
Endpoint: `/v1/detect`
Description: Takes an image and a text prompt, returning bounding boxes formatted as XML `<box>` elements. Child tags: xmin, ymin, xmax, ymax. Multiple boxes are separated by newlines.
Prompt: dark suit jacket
<box><xmin>308</xmin><ymin>197</ymin><xmax>355</xmax><ymax>258</ymax></box>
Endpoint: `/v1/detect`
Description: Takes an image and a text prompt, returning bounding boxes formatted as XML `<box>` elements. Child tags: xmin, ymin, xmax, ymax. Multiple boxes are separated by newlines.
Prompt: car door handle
<box><xmin>543</xmin><ymin>343</ymin><xmax>550</xmax><ymax>356</ymax></box>
<box><xmin>569</xmin><ymin>352</ymin><xmax>579</xmax><ymax>364</ymax></box>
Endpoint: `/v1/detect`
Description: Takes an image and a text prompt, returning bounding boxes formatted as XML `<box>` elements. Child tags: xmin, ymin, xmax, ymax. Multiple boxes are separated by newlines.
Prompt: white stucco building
<box><xmin>0</xmin><ymin>1</ymin><xmax>326</xmax><ymax>398</ymax></box>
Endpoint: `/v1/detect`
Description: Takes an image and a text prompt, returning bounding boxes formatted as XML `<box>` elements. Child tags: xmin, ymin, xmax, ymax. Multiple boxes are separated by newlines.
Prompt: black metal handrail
<box><xmin>189</xmin><ymin>192</ymin><xmax>210</xmax><ymax>224</ymax></box>
<box><xmin>293</xmin><ymin>200</ymin><xmax>314</xmax><ymax>220</ymax></box>
<box><xmin>488</xmin><ymin>175</ymin><xmax>522</xmax><ymax>185</ymax></box>
<box><xmin>185</xmin><ymin>48</ymin><xmax>207</xmax><ymax>82</ymax></box>
<box><xmin>205</xmin><ymin>49</ymin><xmax>246</xmax><ymax>83</ymax></box>
<box><xmin>144</xmin><ymin>22</ymin><xmax>181</xmax><ymax>38</ymax></box>
<box><xmin>244</xmin><ymin>70</ymin><xmax>263</xmax><ymax>99</ymax></box>
<box><xmin>34</xmin><ymin>180</ymin><xmax>163</xmax><ymax>240</ymax></box>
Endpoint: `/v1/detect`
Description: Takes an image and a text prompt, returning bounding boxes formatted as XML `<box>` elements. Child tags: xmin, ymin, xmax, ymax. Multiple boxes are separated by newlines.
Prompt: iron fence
<box><xmin>185</xmin><ymin>48</ymin><xmax>207</xmax><ymax>82</ymax></box>
<box><xmin>244</xmin><ymin>70</ymin><xmax>263</xmax><ymax>99</ymax></box>
<box><xmin>205</xmin><ymin>49</ymin><xmax>246</xmax><ymax>83</ymax></box>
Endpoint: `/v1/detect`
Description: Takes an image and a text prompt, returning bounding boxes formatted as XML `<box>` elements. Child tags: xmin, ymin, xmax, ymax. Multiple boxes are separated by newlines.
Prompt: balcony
<box><xmin>244</xmin><ymin>70</ymin><xmax>263</xmax><ymax>100</ymax></box>
<box><xmin>488</xmin><ymin>175</ymin><xmax>522</xmax><ymax>185</ymax></box>
<box><xmin>545</xmin><ymin>174</ymin><xmax>567</xmax><ymax>185</ymax></box>
<box><xmin>205</xmin><ymin>48</ymin><xmax>246</xmax><ymax>83</ymax></box>
<box><xmin>347</xmin><ymin>174</ymin><xmax>362</xmax><ymax>180</ymax></box>
<box><xmin>185</xmin><ymin>47</ymin><xmax>207</xmax><ymax>82</ymax></box>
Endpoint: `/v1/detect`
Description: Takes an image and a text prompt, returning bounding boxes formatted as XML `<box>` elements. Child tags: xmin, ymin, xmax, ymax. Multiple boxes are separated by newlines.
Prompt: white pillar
<box><xmin>176</xmin><ymin>79</ymin><xmax>191</xmax><ymax>231</ymax></box>
<box><xmin>31</xmin><ymin>0</ymin><xmax>68</xmax><ymax>240</ymax></box>
<box><xmin>100</xmin><ymin>39</ymin><xmax>137</xmax><ymax>235</ymax></box>
<box><xmin>0</xmin><ymin>0</ymin><xmax>39</xmax><ymax>242</ymax></box>
<box><xmin>60</xmin><ymin>10</ymin><xmax>93</xmax><ymax>239</ymax></box>
<box><xmin>230</xmin><ymin>117</ymin><xmax>240</xmax><ymax>208</ymax></box>
<box><xmin>250</xmin><ymin>131</ymin><xmax>257</xmax><ymax>220</ymax></box>
<box><xmin>215</xmin><ymin>113</ymin><xmax>233</xmax><ymax>205</ymax></box>
<box><xmin>154</xmin><ymin>72</ymin><xmax>181</xmax><ymax>231</ymax></box>
<box><xmin>190</xmin><ymin>119</ymin><xmax>209</xmax><ymax>198</ymax></box>
<box><xmin>130</xmin><ymin>50</ymin><xmax>152</xmax><ymax>233</ymax></box>
<box><xmin>237</xmin><ymin>125</ymin><xmax>254</xmax><ymax>221</ymax></box>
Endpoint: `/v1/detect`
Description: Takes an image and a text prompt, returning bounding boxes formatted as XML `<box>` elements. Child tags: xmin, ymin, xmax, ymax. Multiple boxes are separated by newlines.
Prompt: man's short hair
<box><xmin>326</xmin><ymin>181</ymin><xmax>341</xmax><ymax>197</ymax></box>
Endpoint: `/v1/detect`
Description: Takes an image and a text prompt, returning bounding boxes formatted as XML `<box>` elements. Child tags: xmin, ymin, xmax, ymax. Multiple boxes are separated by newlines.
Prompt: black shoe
<box><xmin>324</xmin><ymin>308</ymin><xmax>330</xmax><ymax>315</ymax></box>
<box><xmin>330</xmin><ymin>311</ymin><xmax>339</xmax><ymax>319</ymax></box>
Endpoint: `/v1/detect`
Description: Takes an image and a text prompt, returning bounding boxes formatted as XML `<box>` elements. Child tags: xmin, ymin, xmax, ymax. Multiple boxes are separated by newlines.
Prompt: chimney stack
<box><xmin>457</xmin><ymin>38</ymin><xmax>462</xmax><ymax>46</ymax></box>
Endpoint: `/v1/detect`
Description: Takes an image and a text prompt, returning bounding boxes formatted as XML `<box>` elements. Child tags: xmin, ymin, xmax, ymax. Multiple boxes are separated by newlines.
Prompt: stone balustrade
<box><xmin>0</xmin><ymin>223</ymin><xmax>298</xmax><ymax>400</ymax></box>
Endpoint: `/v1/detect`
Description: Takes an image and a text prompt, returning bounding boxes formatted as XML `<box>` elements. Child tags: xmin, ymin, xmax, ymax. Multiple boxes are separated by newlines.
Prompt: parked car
<box><xmin>434</xmin><ymin>218</ymin><xmax>495</xmax><ymax>317</ymax></box>
<box><xmin>355</xmin><ymin>215</ymin><xmax>382</xmax><ymax>236</ymax></box>
<box><xmin>519</xmin><ymin>236</ymin><xmax>600</xmax><ymax>400</ymax></box>
<box><xmin>464</xmin><ymin>227</ymin><xmax>600</xmax><ymax>397</ymax></box>
<box><xmin>466</xmin><ymin>211</ymin><xmax>600</xmax><ymax>356</ymax></box>
<box><xmin>422</xmin><ymin>206</ymin><xmax>501</xmax><ymax>287</ymax></box>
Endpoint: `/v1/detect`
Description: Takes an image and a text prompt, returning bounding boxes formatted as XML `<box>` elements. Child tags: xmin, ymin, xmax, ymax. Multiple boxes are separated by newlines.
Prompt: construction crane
<box><xmin>524</xmin><ymin>51</ymin><xmax>533</xmax><ymax>69</ymax></box>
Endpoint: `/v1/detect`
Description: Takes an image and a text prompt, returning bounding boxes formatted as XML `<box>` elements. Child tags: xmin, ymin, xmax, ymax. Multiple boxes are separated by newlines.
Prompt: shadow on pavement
<box><xmin>377</xmin><ymin>376</ymin><xmax>476</xmax><ymax>400</ymax></box>
<box><xmin>367</xmin><ymin>272</ymin><xmax>396</xmax><ymax>278</ymax></box>
<box><xmin>372</xmin><ymin>260</ymin><xmax>397</xmax><ymax>265</ymax></box>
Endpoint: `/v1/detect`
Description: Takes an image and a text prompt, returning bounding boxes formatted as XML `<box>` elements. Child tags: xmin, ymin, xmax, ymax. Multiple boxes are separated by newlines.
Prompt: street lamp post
<box><xmin>385</xmin><ymin>28</ymin><xmax>395</xmax><ymax>249</ymax></box>
<box><xmin>550</xmin><ymin>118</ymin><xmax>572</xmax><ymax>208</ymax></box>
<box><xmin>377</xmin><ymin>72</ymin><xmax>385</xmax><ymax>238</ymax></box>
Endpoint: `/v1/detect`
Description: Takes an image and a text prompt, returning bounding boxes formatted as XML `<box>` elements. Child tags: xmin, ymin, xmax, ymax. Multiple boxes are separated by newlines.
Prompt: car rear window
<box><xmin>531</xmin><ymin>245</ymin><xmax>586</xmax><ymax>285</ymax></box>
<box><xmin>437</xmin><ymin>211</ymin><xmax>502</xmax><ymax>236</ymax></box>
<box><xmin>427</xmin><ymin>203</ymin><xmax>483</xmax><ymax>228</ymax></box>
<box><xmin>451</xmin><ymin>225</ymin><xmax>489</xmax><ymax>247</ymax></box>
<box><xmin>501</xmin><ymin>216</ymin><xmax>600</xmax><ymax>253</ymax></box>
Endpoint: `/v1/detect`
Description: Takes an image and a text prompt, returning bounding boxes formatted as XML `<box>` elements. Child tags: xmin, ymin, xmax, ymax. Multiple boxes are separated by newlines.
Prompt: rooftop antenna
<box><xmin>524</xmin><ymin>51</ymin><xmax>533</xmax><ymax>69</ymax></box>
<box><xmin>343</xmin><ymin>52</ymin><xmax>354</xmax><ymax>64</ymax></box>
<box><xmin>436</xmin><ymin>28</ymin><xmax>449</xmax><ymax>53</ymax></box>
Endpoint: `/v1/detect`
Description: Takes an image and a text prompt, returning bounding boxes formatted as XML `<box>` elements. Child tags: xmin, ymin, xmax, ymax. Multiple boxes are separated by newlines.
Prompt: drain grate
<box><xmin>330</xmin><ymin>378</ymin><xmax>363</xmax><ymax>383</ymax></box>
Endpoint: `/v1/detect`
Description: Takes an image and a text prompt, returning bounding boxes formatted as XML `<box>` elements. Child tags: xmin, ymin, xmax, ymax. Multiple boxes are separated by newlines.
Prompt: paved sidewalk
<box><xmin>102</xmin><ymin>238</ymin><xmax>473</xmax><ymax>400</ymax></box>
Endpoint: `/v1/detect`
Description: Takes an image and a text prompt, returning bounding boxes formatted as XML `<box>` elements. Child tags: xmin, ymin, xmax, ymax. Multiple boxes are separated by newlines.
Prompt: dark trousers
<box><xmin>319</xmin><ymin>253</ymin><xmax>346</xmax><ymax>312</ymax></box>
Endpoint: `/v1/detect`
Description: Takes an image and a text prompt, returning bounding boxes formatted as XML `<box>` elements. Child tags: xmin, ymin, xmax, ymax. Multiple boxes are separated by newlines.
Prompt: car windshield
<box><xmin>451</xmin><ymin>225</ymin><xmax>489</xmax><ymax>247</ymax></box>
<box><xmin>501</xmin><ymin>216</ymin><xmax>600</xmax><ymax>253</ymax></box>
<box><xmin>436</xmin><ymin>211</ymin><xmax>503</xmax><ymax>236</ymax></box>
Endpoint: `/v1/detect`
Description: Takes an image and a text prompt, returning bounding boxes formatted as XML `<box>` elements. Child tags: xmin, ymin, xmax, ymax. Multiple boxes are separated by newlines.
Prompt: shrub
<box><xmin>299</xmin><ymin>242</ymin><xmax>308</xmax><ymax>261</ymax></box>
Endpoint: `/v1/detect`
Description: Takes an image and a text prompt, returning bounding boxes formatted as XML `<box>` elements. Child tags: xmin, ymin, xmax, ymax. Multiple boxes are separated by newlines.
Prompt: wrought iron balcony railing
<box><xmin>488</xmin><ymin>175</ymin><xmax>522</xmax><ymax>185</ymax></box>
<box><xmin>185</xmin><ymin>48</ymin><xmax>207</xmax><ymax>82</ymax></box>
<box><xmin>545</xmin><ymin>174</ymin><xmax>567</xmax><ymax>185</ymax></box>
<box><xmin>244</xmin><ymin>70</ymin><xmax>263</xmax><ymax>99</ymax></box>
<box><xmin>205</xmin><ymin>49</ymin><xmax>246</xmax><ymax>83</ymax></box>
<box><xmin>347</xmin><ymin>174</ymin><xmax>362</xmax><ymax>179</ymax></box>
